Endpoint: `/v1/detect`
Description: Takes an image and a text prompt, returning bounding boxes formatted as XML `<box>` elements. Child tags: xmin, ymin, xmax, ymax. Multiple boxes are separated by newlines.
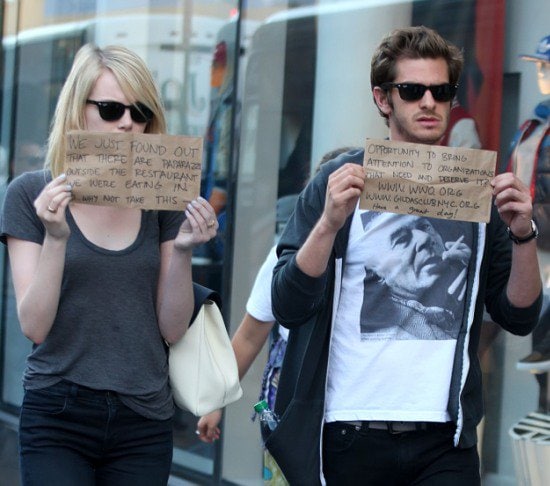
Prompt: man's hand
<box><xmin>491</xmin><ymin>172</ymin><xmax>533</xmax><ymax>237</ymax></box>
<box><xmin>319</xmin><ymin>163</ymin><xmax>365</xmax><ymax>234</ymax></box>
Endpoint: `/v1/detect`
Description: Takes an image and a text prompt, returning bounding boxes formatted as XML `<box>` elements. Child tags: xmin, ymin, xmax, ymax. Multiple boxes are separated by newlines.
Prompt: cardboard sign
<box><xmin>360</xmin><ymin>139</ymin><xmax>497</xmax><ymax>222</ymax></box>
<box><xmin>65</xmin><ymin>131</ymin><xmax>203</xmax><ymax>211</ymax></box>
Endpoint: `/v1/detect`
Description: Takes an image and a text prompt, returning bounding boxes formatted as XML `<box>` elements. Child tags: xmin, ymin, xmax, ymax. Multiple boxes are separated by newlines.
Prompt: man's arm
<box><xmin>296</xmin><ymin>163</ymin><xmax>365</xmax><ymax>276</ymax></box>
<box><xmin>491</xmin><ymin>172</ymin><xmax>542</xmax><ymax>307</ymax></box>
<box><xmin>272</xmin><ymin>162</ymin><xmax>365</xmax><ymax>327</ymax></box>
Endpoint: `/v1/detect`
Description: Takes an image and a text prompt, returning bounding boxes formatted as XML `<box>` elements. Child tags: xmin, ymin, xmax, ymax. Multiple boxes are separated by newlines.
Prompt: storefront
<box><xmin>0</xmin><ymin>0</ymin><xmax>547</xmax><ymax>484</ymax></box>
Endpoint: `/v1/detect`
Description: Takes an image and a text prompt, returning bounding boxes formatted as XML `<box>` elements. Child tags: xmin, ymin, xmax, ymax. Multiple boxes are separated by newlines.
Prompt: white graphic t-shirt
<box><xmin>325</xmin><ymin>208</ymin><xmax>473</xmax><ymax>423</ymax></box>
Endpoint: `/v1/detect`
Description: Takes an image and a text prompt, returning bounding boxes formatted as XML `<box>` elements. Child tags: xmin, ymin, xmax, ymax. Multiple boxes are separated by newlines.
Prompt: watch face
<box><xmin>527</xmin><ymin>219</ymin><xmax>538</xmax><ymax>238</ymax></box>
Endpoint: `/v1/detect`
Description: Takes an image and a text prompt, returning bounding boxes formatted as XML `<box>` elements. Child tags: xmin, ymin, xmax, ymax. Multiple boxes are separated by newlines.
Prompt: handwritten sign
<box><xmin>360</xmin><ymin>139</ymin><xmax>497</xmax><ymax>222</ymax></box>
<box><xmin>65</xmin><ymin>131</ymin><xmax>203</xmax><ymax>211</ymax></box>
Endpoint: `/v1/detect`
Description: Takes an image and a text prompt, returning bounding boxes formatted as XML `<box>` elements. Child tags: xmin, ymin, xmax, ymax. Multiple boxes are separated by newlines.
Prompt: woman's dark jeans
<box><xmin>19</xmin><ymin>380</ymin><xmax>173</xmax><ymax>486</ymax></box>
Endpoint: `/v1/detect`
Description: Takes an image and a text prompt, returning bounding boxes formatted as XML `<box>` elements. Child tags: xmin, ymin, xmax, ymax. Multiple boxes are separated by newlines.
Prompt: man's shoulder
<box><xmin>320</xmin><ymin>148</ymin><xmax>364</xmax><ymax>174</ymax></box>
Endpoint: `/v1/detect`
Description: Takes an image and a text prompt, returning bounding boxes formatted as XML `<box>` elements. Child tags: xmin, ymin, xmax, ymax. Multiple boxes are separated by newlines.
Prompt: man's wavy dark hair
<box><xmin>370</xmin><ymin>26</ymin><xmax>464</xmax><ymax>120</ymax></box>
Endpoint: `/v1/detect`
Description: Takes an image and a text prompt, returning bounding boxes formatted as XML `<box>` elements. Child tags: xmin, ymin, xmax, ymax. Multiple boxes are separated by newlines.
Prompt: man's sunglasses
<box><xmin>380</xmin><ymin>83</ymin><xmax>458</xmax><ymax>102</ymax></box>
<box><xmin>86</xmin><ymin>99</ymin><xmax>154</xmax><ymax>123</ymax></box>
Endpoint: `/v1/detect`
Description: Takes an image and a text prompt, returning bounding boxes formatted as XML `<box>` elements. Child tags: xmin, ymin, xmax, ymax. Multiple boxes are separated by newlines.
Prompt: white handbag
<box><xmin>168</xmin><ymin>283</ymin><xmax>243</xmax><ymax>416</ymax></box>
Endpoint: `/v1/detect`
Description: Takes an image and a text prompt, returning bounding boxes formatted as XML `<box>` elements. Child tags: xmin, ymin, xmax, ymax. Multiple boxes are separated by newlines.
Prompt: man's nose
<box><xmin>419</xmin><ymin>89</ymin><xmax>437</xmax><ymax>109</ymax></box>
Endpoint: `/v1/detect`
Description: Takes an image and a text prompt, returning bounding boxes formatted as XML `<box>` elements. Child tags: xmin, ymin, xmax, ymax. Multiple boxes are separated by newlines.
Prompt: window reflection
<box><xmin>1</xmin><ymin>7</ymin><xmax>238</xmax><ymax>482</ymax></box>
<box><xmin>0</xmin><ymin>1</ymin><xmax>547</xmax><ymax>484</ymax></box>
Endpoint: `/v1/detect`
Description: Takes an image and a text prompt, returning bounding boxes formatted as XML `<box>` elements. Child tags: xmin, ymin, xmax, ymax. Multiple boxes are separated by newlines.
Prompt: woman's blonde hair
<box><xmin>46</xmin><ymin>44</ymin><xmax>167</xmax><ymax>177</ymax></box>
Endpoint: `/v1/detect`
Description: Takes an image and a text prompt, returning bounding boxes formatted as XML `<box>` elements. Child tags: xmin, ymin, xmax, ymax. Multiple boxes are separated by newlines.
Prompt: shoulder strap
<box><xmin>191</xmin><ymin>282</ymin><xmax>222</xmax><ymax>323</ymax></box>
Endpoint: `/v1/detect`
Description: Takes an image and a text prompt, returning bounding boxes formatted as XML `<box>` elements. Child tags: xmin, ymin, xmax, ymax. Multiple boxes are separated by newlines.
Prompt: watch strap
<box><xmin>506</xmin><ymin>220</ymin><xmax>539</xmax><ymax>244</ymax></box>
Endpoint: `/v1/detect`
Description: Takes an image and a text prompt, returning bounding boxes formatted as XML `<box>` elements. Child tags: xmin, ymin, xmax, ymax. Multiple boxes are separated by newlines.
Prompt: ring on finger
<box><xmin>207</xmin><ymin>220</ymin><xmax>216</xmax><ymax>228</ymax></box>
<box><xmin>47</xmin><ymin>204</ymin><xmax>57</xmax><ymax>213</ymax></box>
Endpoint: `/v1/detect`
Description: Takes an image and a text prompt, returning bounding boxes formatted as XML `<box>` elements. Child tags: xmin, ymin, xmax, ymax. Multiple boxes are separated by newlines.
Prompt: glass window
<box><xmin>0</xmin><ymin>1</ymin><xmax>238</xmax><ymax>482</ymax></box>
<box><xmin>226</xmin><ymin>0</ymin><xmax>548</xmax><ymax>483</ymax></box>
<box><xmin>0</xmin><ymin>0</ymin><xmax>549</xmax><ymax>484</ymax></box>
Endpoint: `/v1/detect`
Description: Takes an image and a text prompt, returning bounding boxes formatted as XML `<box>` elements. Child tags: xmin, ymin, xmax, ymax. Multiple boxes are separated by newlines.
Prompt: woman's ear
<box><xmin>373</xmin><ymin>86</ymin><xmax>392</xmax><ymax>116</ymax></box>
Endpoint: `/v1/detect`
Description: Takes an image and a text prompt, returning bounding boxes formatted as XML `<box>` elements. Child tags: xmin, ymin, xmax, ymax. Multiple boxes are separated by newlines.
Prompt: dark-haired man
<box><xmin>270</xmin><ymin>26</ymin><xmax>542</xmax><ymax>485</ymax></box>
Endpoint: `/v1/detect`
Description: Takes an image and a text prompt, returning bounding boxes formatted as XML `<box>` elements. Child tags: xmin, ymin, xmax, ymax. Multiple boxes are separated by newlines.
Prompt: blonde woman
<box><xmin>0</xmin><ymin>44</ymin><xmax>217</xmax><ymax>485</ymax></box>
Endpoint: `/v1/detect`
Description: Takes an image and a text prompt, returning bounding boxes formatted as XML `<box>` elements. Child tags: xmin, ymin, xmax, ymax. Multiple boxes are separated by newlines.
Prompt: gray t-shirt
<box><xmin>0</xmin><ymin>170</ymin><xmax>185</xmax><ymax>420</ymax></box>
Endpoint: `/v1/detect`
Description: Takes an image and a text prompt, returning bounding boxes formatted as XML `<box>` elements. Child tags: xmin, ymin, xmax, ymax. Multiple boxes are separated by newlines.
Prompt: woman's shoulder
<box><xmin>144</xmin><ymin>209</ymin><xmax>185</xmax><ymax>242</ymax></box>
<box><xmin>152</xmin><ymin>209</ymin><xmax>185</xmax><ymax>225</ymax></box>
<box><xmin>2</xmin><ymin>170</ymin><xmax>50</xmax><ymax>219</ymax></box>
<box><xmin>1</xmin><ymin>170</ymin><xmax>49</xmax><ymax>245</ymax></box>
<box><xmin>8</xmin><ymin>169</ymin><xmax>50</xmax><ymax>196</ymax></box>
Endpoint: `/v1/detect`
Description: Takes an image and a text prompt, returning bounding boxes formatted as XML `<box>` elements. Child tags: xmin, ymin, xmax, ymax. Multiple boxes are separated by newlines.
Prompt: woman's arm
<box><xmin>156</xmin><ymin>197</ymin><xmax>217</xmax><ymax>343</ymax></box>
<box><xmin>8</xmin><ymin>237</ymin><xmax>66</xmax><ymax>343</ymax></box>
<box><xmin>7</xmin><ymin>174</ymin><xmax>72</xmax><ymax>344</ymax></box>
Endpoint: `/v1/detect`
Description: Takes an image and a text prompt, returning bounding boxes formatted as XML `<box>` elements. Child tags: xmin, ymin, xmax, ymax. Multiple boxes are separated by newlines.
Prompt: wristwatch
<box><xmin>506</xmin><ymin>219</ymin><xmax>539</xmax><ymax>244</ymax></box>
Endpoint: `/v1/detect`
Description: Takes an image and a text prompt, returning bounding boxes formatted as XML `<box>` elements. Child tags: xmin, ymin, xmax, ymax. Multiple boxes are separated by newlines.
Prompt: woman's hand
<box><xmin>174</xmin><ymin>197</ymin><xmax>218</xmax><ymax>251</ymax></box>
<box><xmin>34</xmin><ymin>173</ymin><xmax>73</xmax><ymax>240</ymax></box>
<box><xmin>196</xmin><ymin>409</ymin><xmax>222</xmax><ymax>443</ymax></box>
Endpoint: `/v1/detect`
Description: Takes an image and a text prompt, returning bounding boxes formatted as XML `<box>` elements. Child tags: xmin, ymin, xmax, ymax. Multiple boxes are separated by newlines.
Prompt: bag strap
<box><xmin>191</xmin><ymin>282</ymin><xmax>222</xmax><ymax>323</ymax></box>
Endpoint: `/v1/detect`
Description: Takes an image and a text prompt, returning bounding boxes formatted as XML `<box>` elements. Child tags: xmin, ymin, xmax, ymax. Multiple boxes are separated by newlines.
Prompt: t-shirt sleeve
<box><xmin>157</xmin><ymin>209</ymin><xmax>185</xmax><ymax>243</ymax></box>
<box><xmin>246</xmin><ymin>245</ymin><xmax>278</xmax><ymax>322</ymax></box>
<box><xmin>0</xmin><ymin>171</ymin><xmax>46</xmax><ymax>245</ymax></box>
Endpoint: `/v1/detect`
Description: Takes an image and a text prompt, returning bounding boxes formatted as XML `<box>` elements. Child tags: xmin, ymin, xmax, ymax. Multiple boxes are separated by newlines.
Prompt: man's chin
<box><xmin>418</xmin><ymin>132</ymin><xmax>446</xmax><ymax>145</ymax></box>
<box><xmin>411</xmin><ymin>126</ymin><xmax>447</xmax><ymax>145</ymax></box>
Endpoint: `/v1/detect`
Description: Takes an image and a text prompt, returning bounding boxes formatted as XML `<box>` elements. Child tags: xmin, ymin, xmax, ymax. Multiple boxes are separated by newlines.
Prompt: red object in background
<box><xmin>210</xmin><ymin>41</ymin><xmax>227</xmax><ymax>89</ymax></box>
<box><xmin>413</xmin><ymin>0</ymin><xmax>505</xmax><ymax>152</ymax></box>
<box><xmin>471</xmin><ymin>0</ymin><xmax>505</xmax><ymax>151</ymax></box>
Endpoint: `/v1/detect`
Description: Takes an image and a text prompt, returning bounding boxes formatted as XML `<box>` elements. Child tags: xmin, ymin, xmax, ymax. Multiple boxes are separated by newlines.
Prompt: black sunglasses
<box><xmin>86</xmin><ymin>99</ymin><xmax>154</xmax><ymax>123</ymax></box>
<box><xmin>381</xmin><ymin>83</ymin><xmax>458</xmax><ymax>102</ymax></box>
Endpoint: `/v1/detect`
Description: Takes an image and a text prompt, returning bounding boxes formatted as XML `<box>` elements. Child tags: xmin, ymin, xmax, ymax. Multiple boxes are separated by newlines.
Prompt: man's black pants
<box><xmin>322</xmin><ymin>421</ymin><xmax>480</xmax><ymax>485</ymax></box>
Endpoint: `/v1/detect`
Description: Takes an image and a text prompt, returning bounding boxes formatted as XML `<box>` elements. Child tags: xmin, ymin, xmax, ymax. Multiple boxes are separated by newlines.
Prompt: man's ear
<box><xmin>373</xmin><ymin>86</ymin><xmax>392</xmax><ymax>116</ymax></box>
